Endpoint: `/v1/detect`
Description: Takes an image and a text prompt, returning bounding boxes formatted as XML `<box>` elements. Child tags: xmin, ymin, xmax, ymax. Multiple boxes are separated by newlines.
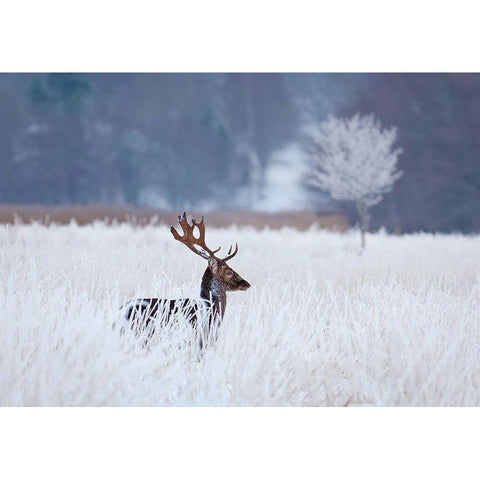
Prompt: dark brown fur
<box><xmin>123</xmin><ymin>259</ymin><xmax>250</xmax><ymax>344</ymax></box>
<box><xmin>122</xmin><ymin>213</ymin><xmax>250</xmax><ymax>347</ymax></box>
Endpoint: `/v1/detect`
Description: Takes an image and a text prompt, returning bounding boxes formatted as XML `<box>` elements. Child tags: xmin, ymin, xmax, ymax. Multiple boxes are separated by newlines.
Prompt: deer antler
<box><xmin>170</xmin><ymin>212</ymin><xmax>238</xmax><ymax>262</ymax></box>
<box><xmin>222</xmin><ymin>242</ymin><xmax>238</xmax><ymax>262</ymax></box>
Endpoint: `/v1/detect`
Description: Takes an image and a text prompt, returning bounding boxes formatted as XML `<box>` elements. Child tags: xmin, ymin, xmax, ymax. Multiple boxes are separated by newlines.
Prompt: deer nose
<box><xmin>240</xmin><ymin>280</ymin><xmax>250</xmax><ymax>290</ymax></box>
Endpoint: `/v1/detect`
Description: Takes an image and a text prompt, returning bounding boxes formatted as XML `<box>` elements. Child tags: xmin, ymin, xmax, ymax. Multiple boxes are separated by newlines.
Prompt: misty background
<box><xmin>1</xmin><ymin>73</ymin><xmax>479</xmax><ymax>233</ymax></box>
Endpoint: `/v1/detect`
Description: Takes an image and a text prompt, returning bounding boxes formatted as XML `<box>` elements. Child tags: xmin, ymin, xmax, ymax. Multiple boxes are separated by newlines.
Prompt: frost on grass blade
<box><xmin>1</xmin><ymin>222</ymin><xmax>479</xmax><ymax>406</ymax></box>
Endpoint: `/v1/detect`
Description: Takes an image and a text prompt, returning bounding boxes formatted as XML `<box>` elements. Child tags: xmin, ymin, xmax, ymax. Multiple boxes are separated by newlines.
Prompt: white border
<box><xmin>1</xmin><ymin>1</ymin><xmax>479</xmax><ymax>71</ymax></box>
<box><xmin>1</xmin><ymin>408</ymin><xmax>478</xmax><ymax>479</ymax></box>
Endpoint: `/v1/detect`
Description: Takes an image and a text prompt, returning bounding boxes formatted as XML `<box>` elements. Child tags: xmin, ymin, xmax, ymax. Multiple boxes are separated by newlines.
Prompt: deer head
<box><xmin>170</xmin><ymin>212</ymin><xmax>250</xmax><ymax>292</ymax></box>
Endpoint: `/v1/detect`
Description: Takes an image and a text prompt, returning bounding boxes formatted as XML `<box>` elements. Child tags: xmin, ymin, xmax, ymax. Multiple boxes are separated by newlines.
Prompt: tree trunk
<box><xmin>356</xmin><ymin>201</ymin><xmax>371</xmax><ymax>251</ymax></box>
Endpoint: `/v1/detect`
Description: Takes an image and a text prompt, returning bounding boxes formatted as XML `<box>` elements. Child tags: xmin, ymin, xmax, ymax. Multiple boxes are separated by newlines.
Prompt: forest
<box><xmin>1</xmin><ymin>73</ymin><xmax>479</xmax><ymax>232</ymax></box>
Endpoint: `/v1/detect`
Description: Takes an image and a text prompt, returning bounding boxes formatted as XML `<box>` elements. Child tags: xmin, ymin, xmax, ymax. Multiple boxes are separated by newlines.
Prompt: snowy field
<box><xmin>1</xmin><ymin>222</ymin><xmax>479</xmax><ymax>406</ymax></box>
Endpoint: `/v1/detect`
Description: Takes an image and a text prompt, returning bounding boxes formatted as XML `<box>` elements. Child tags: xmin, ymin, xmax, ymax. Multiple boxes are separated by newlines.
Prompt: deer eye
<box><xmin>225</xmin><ymin>270</ymin><xmax>233</xmax><ymax>277</ymax></box>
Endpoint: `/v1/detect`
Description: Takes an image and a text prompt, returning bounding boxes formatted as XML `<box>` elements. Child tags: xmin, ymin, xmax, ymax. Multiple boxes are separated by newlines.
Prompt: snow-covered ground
<box><xmin>1</xmin><ymin>222</ymin><xmax>479</xmax><ymax>406</ymax></box>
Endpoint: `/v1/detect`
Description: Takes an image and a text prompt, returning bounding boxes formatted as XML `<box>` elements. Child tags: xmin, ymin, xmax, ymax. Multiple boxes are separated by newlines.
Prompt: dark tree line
<box><xmin>0</xmin><ymin>73</ymin><xmax>301</xmax><ymax>209</ymax></box>
<box><xmin>0</xmin><ymin>73</ymin><xmax>479</xmax><ymax>232</ymax></box>
<box><xmin>339</xmin><ymin>73</ymin><xmax>480</xmax><ymax>233</ymax></box>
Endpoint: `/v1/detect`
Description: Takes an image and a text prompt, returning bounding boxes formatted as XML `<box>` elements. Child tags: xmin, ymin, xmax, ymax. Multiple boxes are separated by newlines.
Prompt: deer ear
<box><xmin>208</xmin><ymin>257</ymin><xmax>219</xmax><ymax>273</ymax></box>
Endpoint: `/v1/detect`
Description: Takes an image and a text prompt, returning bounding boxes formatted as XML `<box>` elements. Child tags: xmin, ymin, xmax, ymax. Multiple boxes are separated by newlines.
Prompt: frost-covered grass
<box><xmin>1</xmin><ymin>222</ymin><xmax>480</xmax><ymax>406</ymax></box>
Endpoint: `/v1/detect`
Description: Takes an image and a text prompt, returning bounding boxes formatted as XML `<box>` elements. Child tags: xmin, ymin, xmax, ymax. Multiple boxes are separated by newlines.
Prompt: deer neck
<box><xmin>200</xmin><ymin>267</ymin><xmax>226</xmax><ymax>318</ymax></box>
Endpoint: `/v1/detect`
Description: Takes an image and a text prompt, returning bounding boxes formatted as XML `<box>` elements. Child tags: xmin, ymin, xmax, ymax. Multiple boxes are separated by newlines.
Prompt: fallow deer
<box><xmin>122</xmin><ymin>212</ymin><xmax>250</xmax><ymax>346</ymax></box>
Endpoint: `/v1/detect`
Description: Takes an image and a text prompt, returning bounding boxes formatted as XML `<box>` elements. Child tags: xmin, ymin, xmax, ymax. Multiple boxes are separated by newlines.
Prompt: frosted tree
<box><xmin>308</xmin><ymin>114</ymin><xmax>403</xmax><ymax>250</ymax></box>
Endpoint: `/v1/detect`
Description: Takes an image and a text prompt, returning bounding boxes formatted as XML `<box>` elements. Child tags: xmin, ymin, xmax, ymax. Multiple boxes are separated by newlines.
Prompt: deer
<box><xmin>122</xmin><ymin>212</ymin><xmax>250</xmax><ymax>347</ymax></box>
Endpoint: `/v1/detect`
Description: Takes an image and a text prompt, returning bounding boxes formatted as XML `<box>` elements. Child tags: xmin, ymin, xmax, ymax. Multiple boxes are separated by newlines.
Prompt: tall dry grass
<box><xmin>1</xmin><ymin>222</ymin><xmax>479</xmax><ymax>406</ymax></box>
<box><xmin>0</xmin><ymin>204</ymin><xmax>349</xmax><ymax>231</ymax></box>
